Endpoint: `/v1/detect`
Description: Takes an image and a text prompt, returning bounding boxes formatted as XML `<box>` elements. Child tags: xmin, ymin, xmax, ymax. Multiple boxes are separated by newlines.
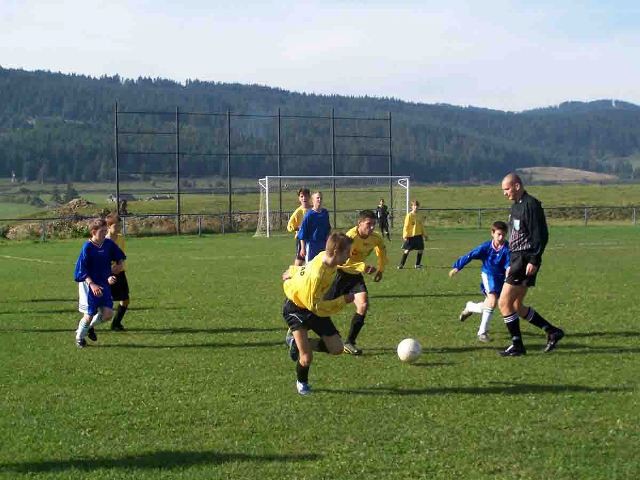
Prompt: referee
<box><xmin>498</xmin><ymin>173</ymin><xmax>565</xmax><ymax>356</ymax></box>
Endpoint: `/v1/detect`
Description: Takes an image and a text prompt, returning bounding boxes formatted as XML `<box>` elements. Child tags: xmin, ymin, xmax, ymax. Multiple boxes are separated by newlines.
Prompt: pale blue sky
<box><xmin>1</xmin><ymin>0</ymin><xmax>638</xmax><ymax>111</ymax></box>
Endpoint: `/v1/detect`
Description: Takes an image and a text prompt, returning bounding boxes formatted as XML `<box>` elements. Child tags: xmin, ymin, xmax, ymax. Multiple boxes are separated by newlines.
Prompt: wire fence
<box><xmin>1</xmin><ymin>205</ymin><xmax>637</xmax><ymax>241</ymax></box>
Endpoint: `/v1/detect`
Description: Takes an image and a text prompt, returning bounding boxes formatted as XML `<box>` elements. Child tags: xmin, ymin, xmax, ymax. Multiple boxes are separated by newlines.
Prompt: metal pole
<box><xmin>633</xmin><ymin>207</ymin><xmax>637</xmax><ymax>225</ymax></box>
<box><xmin>40</xmin><ymin>220</ymin><xmax>46</xmax><ymax>242</ymax></box>
<box><xmin>277</xmin><ymin>108</ymin><xmax>282</xmax><ymax>231</ymax></box>
<box><xmin>175</xmin><ymin>106</ymin><xmax>181</xmax><ymax>235</ymax></box>
<box><xmin>227</xmin><ymin>110</ymin><xmax>232</xmax><ymax>232</ymax></box>
<box><xmin>388</xmin><ymin>112</ymin><xmax>393</xmax><ymax>228</ymax></box>
<box><xmin>114</xmin><ymin>103</ymin><xmax>120</xmax><ymax>215</ymax></box>
<box><xmin>198</xmin><ymin>215</ymin><xmax>202</xmax><ymax>236</ymax></box>
<box><xmin>584</xmin><ymin>207</ymin><xmax>588</xmax><ymax>227</ymax></box>
<box><xmin>331</xmin><ymin>108</ymin><xmax>337</xmax><ymax>228</ymax></box>
<box><xmin>478</xmin><ymin>209</ymin><xmax>482</xmax><ymax>229</ymax></box>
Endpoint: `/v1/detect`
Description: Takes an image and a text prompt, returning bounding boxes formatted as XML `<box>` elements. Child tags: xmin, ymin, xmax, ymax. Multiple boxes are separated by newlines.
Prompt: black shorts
<box><xmin>379</xmin><ymin>219</ymin><xmax>389</xmax><ymax>231</ymax></box>
<box><xmin>282</xmin><ymin>299</ymin><xmax>339</xmax><ymax>337</ymax></box>
<box><xmin>506</xmin><ymin>251</ymin><xmax>539</xmax><ymax>287</ymax></box>
<box><xmin>110</xmin><ymin>271</ymin><xmax>130</xmax><ymax>301</ymax></box>
<box><xmin>328</xmin><ymin>270</ymin><xmax>367</xmax><ymax>298</ymax></box>
<box><xmin>402</xmin><ymin>235</ymin><xmax>424</xmax><ymax>251</ymax></box>
<box><xmin>295</xmin><ymin>238</ymin><xmax>304</xmax><ymax>262</ymax></box>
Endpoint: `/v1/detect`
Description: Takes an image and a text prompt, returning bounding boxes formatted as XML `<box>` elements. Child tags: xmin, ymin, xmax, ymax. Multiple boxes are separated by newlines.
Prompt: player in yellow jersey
<box><xmin>282</xmin><ymin>232</ymin><xmax>355</xmax><ymax>395</ymax></box>
<box><xmin>329</xmin><ymin>210</ymin><xmax>387</xmax><ymax>355</ymax></box>
<box><xmin>398</xmin><ymin>200</ymin><xmax>427</xmax><ymax>269</ymax></box>
<box><xmin>105</xmin><ymin>213</ymin><xmax>130</xmax><ymax>331</ymax></box>
<box><xmin>286</xmin><ymin>188</ymin><xmax>311</xmax><ymax>266</ymax></box>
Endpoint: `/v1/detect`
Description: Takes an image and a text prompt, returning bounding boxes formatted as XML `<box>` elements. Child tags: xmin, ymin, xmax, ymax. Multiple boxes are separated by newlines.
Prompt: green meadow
<box><xmin>1</xmin><ymin>225</ymin><xmax>638</xmax><ymax>479</ymax></box>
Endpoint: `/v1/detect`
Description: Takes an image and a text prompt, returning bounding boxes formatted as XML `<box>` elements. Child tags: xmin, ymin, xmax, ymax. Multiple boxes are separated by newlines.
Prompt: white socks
<box><xmin>465</xmin><ymin>301</ymin><xmax>484</xmax><ymax>314</ymax></box>
<box><xmin>478</xmin><ymin>307</ymin><xmax>494</xmax><ymax>336</ymax></box>
<box><xmin>89</xmin><ymin>311</ymin><xmax>104</xmax><ymax>328</ymax></box>
<box><xmin>76</xmin><ymin>318</ymin><xmax>90</xmax><ymax>341</ymax></box>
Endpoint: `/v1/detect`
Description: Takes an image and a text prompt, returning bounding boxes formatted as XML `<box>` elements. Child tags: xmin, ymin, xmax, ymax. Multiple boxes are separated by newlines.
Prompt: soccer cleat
<box><xmin>343</xmin><ymin>342</ymin><xmax>363</xmax><ymax>355</ymax></box>
<box><xmin>459</xmin><ymin>309</ymin><xmax>472</xmax><ymax>322</ymax></box>
<box><xmin>286</xmin><ymin>330</ymin><xmax>299</xmax><ymax>362</ymax></box>
<box><xmin>499</xmin><ymin>344</ymin><xmax>526</xmax><ymax>357</ymax></box>
<box><xmin>76</xmin><ymin>338</ymin><xmax>87</xmax><ymax>349</ymax></box>
<box><xmin>296</xmin><ymin>381</ymin><xmax>311</xmax><ymax>396</ymax></box>
<box><xmin>477</xmin><ymin>333</ymin><xmax>491</xmax><ymax>343</ymax></box>
<box><xmin>544</xmin><ymin>328</ymin><xmax>565</xmax><ymax>353</ymax></box>
<box><xmin>396</xmin><ymin>265</ymin><xmax>404</xmax><ymax>270</ymax></box>
<box><xmin>87</xmin><ymin>327</ymin><xmax>97</xmax><ymax>342</ymax></box>
<box><xmin>111</xmin><ymin>323</ymin><xmax>125</xmax><ymax>331</ymax></box>
<box><xmin>414</xmin><ymin>264</ymin><xmax>423</xmax><ymax>269</ymax></box>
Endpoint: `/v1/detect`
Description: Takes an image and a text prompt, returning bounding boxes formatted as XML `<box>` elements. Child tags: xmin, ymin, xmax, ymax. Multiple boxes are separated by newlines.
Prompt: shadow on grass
<box><xmin>0</xmin><ymin>450</ymin><xmax>321</xmax><ymax>473</ymax></box>
<box><xmin>316</xmin><ymin>381</ymin><xmax>632</xmax><ymax>397</ymax></box>
<box><xmin>0</xmin><ymin>326</ymin><xmax>282</xmax><ymax>335</ymax></box>
<box><xmin>564</xmin><ymin>331</ymin><xmax>640</xmax><ymax>339</ymax></box>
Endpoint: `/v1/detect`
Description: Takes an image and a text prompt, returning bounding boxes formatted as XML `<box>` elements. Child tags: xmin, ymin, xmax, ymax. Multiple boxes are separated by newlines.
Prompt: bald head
<box><xmin>501</xmin><ymin>172</ymin><xmax>524</xmax><ymax>202</ymax></box>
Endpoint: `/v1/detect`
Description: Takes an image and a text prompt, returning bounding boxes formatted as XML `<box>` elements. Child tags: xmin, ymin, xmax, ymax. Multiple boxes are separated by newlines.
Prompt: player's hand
<box><xmin>364</xmin><ymin>265</ymin><xmax>376</xmax><ymax>275</ymax></box>
<box><xmin>526</xmin><ymin>263</ymin><xmax>538</xmax><ymax>276</ymax></box>
<box><xmin>108</xmin><ymin>275</ymin><xmax>117</xmax><ymax>285</ymax></box>
<box><xmin>448</xmin><ymin>268</ymin><xmax>458</xmax><ymax>278</ymax></box>
<box><xmin>282</xmin><ymin>269</ymin><xmax>292</xmax><ymax>281</ymax></box>
<box><xmin>373</xmin><ymin>271</ymin><xmax>383</xmax><ymax>282</ymax></box>
<box><xmin>90</xmin><ymin>283</ymin><xmax>103</xmax><ymax>297</ymax></box>
<box><xmin>344</xmin><ymin>293</ymin><xmax>355</xmax><ymax>304</ymax></box>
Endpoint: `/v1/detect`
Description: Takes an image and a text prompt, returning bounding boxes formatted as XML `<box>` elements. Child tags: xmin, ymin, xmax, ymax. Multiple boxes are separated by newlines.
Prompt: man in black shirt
<box><xmin>376</xmin><ymin>198</ymin><xmax>391</xmax><ymax>240</ymax></box>
<box><xmin>498</xmin><ymin>173</ymin><xmax>565</xmax><ymax>356</ymax></box>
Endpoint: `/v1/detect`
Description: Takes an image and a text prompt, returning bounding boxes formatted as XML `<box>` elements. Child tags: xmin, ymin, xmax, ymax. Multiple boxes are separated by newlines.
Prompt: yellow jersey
<box><xmin>339</xmin><ymin>226</ymin><xmax>388</xmax><ymax>275</ymax></box>
<box><xmin>287</xmin><ymin>206</ymin><xmax>309</xmax><ymax>238</ymax></box>
<box><xmin>107</xmin><ymin>232</ymin><xmax>126</xmax><ymax>271</ymax></box>
<box><xmin>283</xmin><ymin>253</ymin><xmax>347</xmax><ymax>317</ymax></box>
<box><xmin>403</xmin><ymin>211</ymin><xmax>426</xmax><ymax>239</ymax></box>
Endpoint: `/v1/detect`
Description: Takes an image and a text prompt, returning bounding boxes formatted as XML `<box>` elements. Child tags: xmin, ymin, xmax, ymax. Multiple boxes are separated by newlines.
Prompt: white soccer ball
<box><xmin>397</xmin><ymin>338</ymin><xmax>422</xmax><ymax>363</ymax></box>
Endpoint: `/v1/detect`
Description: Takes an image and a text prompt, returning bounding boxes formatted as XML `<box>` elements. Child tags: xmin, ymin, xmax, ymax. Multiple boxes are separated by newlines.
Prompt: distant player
<box><xmin>376</xmin><ymin>198</ymin><xmax>391</xmax><ymax>240</ymax></box>
<box><xmin>449</xmin><ymin>221</ymin><xmax>510</xmax><ymax>342</ymax></box>
<box><xmin>298</xmin><ymin>191</ymin><xmax>331</xmax><ymax>263</ymax></box>
<box><xmin>398</xmin><ymin>200</ymin><xmax>426</xmax><ymax>269</ymax></box>
<box><xmin>74</xmin><ymin>218</ymin><xmax>125</xmax><ymax>348</ymax></box>
<box><xmin>282</xmin><ymin>232</ymin><xmax>355</xmax><ymax>395</ymax></box>
<box><xmin>286</xmin><ymin>188</ymin><xmax>311</xmax><ymax>266</ymax></box>
<box><xmin>330</xmin><ymin>210</ymin><xmax>388</xmax><ymax>355</ymax></box>
<box><xmin>106</xmin><ymin>213</ymin><xmax>130</xmax><ymax>331</ymax></box>
<box><xmin>498</xmin><ymin>173</ymin><xmax>564</xmax><ymax>356</ymax></box>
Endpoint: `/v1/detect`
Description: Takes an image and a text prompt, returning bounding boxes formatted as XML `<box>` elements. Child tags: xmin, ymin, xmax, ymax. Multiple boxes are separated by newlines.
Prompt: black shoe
<box><xmin>544</xmin><ymin>329</ymin><xmax>565</xmax><ymax>353</ymax></box>
<box><xmin>111</xmin><ymin>323</ymin><xmax>125</xmax><ymax>331</ymax></box>
<box><xmin>87</xmin><ymin>327</ymin><xmax>97</xmax><ymax>341</ymax></box>
<box><xmin>499</xmin><ymin>344</ymin><xmax>526</xmax><ymax>357</ymax></box>
<box><xmin>76</xmin><ymin>338</ymin><xmax>87</xmax><ymax>349</ymax></box>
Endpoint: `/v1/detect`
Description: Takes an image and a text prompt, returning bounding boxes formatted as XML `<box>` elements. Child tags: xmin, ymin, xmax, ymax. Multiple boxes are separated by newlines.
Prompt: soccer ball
<box><xmin>397</xmin><ymin>338</ymin><xmax>422</xmax><ymax>363</ymax></box>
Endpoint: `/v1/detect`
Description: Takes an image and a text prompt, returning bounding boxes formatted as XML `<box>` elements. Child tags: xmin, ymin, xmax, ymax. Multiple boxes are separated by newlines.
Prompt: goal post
<box><xmin>255</xmin><ymin>175</ymin><xmax>410</xmax><ymax>237</ymax></box>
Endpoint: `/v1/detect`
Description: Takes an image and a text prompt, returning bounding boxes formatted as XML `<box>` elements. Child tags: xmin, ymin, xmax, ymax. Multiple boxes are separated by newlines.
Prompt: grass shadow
<box><xmin>316</xmin><ymin>381</ymin><xmax>631</xmax><ymax>397</ymax></box>
<box><xmin>0</xmin><ymin>326</ymin><xmax>282</xmax><ymax>335</ymax></box>
<box><xmin>99</xmin><ymin>340</ymin><xmax>282</xmax><ymax>349</ymax></box>
<box><xmin>0</xmin><ymin>450</ymin><xmax>321</xmax><ymax>473</ymax></box>
<box><xmin>372</xmin><ymin>293</ymin><xmax>480</xmax><ymax>299</ymax></box>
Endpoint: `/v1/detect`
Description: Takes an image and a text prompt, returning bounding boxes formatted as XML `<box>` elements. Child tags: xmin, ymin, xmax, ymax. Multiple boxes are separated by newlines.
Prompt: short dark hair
<box><xmin>297</xmin><ymin>187</ymin><xmax>310</xmax><ymax>197</ymax></box>
<box><xmin>358</xmin><ymin>209</ymin><xmax>376</xmax><ymax>222</ymax></box>
<box><xmin>492</xmin><ymin>221</ymin><xmax>508</xmax><ymax>232</ymax></box>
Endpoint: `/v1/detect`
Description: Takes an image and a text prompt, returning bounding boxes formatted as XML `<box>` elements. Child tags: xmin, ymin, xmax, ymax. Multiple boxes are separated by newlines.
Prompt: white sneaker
<box><xmin>459</xmin><ymin>309</ymin><xmax>472</xmax><ymax>322</ymax></box>
<box><xmin>477</xmin><ymin>333</ymin><xmax>491</xmax><ymax>343</ymax></box>
<box><xmin>296</xmin><ymin>381</ymin><xmax>311</xmax><ymax>396</ymax></box>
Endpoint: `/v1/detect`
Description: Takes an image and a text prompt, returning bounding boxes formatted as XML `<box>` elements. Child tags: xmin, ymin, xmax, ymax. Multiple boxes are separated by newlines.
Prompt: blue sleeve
<box><xmin>297</xmin><ymin>212</ymin><xmax>309</xmax><ymax>241</ymax></box>
<box><xmin>452</xmin><ymin>243</ymin><xmax>487</xmax><ymax>271</ymax></box>
<box><xmin>504</xmin><ymin>243</ymin><xmax>511</xmax><ymax>269</ymax></box>
<box><xmin>74</xmin><ymin>245</ymin><xmax>89</xmax><ymax>282</ymax></box>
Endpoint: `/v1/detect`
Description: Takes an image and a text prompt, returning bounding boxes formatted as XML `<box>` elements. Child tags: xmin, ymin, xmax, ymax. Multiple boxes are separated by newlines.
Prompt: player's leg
<box><xmin>415</xmin><ymin>249</ymin><xmax>424</xmax><ymax>268</ymax></box>
<box><xmin>478</xmin><ymin>292</ymin><xmax>498</xmax><ymax>341</ymax></box>
<box><xmin>292</xmin><ymin>328</ymin><xmax>314</xmax><ymax>395</ymax></box>
<box><xmin>516</xmin><ymin>288</ymin><xmax>565</xmax><ymax>352</ymax></box>
<box><xmin>76</xmin><ymin>282</ymin><xmax>94</xmax><ymax>347</ymax></box>
<box><xmin>294</xmin><ymin>238</ymin><xmax>304</xmax><ymax>267</ymax></box>
<box><xmin>398</xmin><ymin>249</ymin><xmax>410</xmax><ymax>269</ymax></box>
<box><xmin>498</xmin><ymin>283</ymin><xmax>527</xmax><ymax>356</ymax></box>
<box><xmin>344</xmin><ymin>291</ymin><xmax>367</xmax><ymax>355</ymax></box>
<box><xmin>111</xmin><ymin>272</ymin><xmax>130</xmax><ymax>331</ymax></box>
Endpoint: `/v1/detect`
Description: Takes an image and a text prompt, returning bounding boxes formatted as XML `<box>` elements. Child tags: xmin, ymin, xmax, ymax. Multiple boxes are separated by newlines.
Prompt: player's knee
<box><xmin>299</xmin><ymin>352</ymin><xmax>313</xmax><ymax>367</ymax></box>
<box><xmin>356</xmin><ymin>302</ymin><xmax>368</xmax><ymax>315</ymax></box>
<box><xmin>485</xmin><ymin>295</ymin><xmax>498</xmax><ymax>309</ymax></box>
<box><xmin>498</xmin><ymin>296</ymin><xmax>511</xmax><ymax>314</ymax></box>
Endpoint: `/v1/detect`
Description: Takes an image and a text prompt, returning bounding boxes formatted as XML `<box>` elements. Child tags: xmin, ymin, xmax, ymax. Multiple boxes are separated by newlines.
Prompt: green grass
<box><xmin>1</xmin><ymin>227</ymin><xmax>639</xmax><ymax>479</ymax></box>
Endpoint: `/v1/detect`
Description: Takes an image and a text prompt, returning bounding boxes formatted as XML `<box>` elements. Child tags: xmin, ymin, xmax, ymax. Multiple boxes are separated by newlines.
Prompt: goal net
<box><xmin>255</xmin><ymin>175</ymin><xmax>410</xmax><ymax>237</ymax></box>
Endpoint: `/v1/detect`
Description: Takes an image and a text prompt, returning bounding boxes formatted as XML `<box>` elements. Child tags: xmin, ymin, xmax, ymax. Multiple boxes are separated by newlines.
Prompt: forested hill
<box><xmin>1</xmin><ymin>66</ymin><xmax>639</xmax><ymax>183</ymax></box>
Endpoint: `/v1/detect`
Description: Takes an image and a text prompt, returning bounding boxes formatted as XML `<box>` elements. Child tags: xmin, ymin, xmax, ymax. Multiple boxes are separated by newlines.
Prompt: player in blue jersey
<box><xmin>298</xmin><ymin>191</ymin><xmax>331</xmax><ymax>263</ymax></box>
<box><xmin>448</xmin><ymin>221</ymin><xmax>510</xmax><ymax>342</ymax></box>
<box><xmin>73</xmin><ymin>218</ymin><xmax>126</xmax><ymax>348</ymax></box>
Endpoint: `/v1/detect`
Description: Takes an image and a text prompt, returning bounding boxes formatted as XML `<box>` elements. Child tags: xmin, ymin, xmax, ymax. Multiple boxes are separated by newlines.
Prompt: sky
<box><xmin>1</xmin><ymin>0</ymin><xmax>639</xmax><ymax>111</ymax></box>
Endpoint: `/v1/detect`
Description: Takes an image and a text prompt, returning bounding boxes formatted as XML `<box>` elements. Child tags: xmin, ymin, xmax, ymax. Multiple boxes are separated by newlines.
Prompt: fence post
<box><xmin>40</xmin><ymin>220</ymin><xmax>46</xmax><ymax>242</ymax></box>
<box><xmin>222</xmin><ymin>215</ymin><xmax>225</xmax><ymax>234</ymax></box>
<box><xmin>584</xmin><ymin>207</ymin><xmax>588</xmax><ymax>226</ymax></box>
<box><xmin>477</xmin><ymin>209</ymin><xmax>482</xmax><ymax>229</ymax></box>
<box><xmin>198</xmin><ymin>216</ymin><xmax>202</xmax><ymax>236</ymax></box>
<box><xmin>122</xmin><ymin>216</ymin><xmax>127</xmax><ymax>236</ymax></box>
<box><xmin>633</xmin><ymin>208</ymin><xmax>637</xmax><ymax>225</ymax></box>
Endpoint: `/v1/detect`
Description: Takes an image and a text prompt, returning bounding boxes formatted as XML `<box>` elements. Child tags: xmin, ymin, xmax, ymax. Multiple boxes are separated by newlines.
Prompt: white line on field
<box><xmin>0</xmin><ymin>255</ymin><xmax>55</xmax><ymax>264</ymax></box>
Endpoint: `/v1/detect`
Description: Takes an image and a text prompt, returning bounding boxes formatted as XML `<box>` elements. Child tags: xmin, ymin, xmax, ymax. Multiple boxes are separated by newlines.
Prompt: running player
<box><xmin>106</xmin><ymin>213</ymin><xmax>130</xmax><ymax>331</ymax></box>
<box><xmin>398</xmin><ymin>200</ymin><xmax>426</xmax><ymax>269</ymax></box>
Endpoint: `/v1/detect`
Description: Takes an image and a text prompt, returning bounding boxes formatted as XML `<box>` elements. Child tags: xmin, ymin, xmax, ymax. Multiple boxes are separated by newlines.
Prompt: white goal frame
<box><xmin>255</xmin><ymin>175</ymin><xmax>410</xmax><ymax>237</ymax></box>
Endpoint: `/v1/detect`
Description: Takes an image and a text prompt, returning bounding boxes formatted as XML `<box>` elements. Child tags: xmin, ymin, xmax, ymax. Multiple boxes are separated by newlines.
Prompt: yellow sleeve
<box><xmin>374</xmin><ymin>237</ymin><xmax>388</xmax><ymax>272</ymax></box>
<box><xmin>287</xmin><ymin>208</ymin><xmax>302</xmax><ymax>233</ymax></box>
<box><xmin>403</xmin><ymin>213</ymin><xmax>412</xmax><ymax>238</ymax></box>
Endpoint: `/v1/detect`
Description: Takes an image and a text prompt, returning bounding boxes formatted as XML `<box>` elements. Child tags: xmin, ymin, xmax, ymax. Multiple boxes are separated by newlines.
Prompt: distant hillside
<box><xmin>1</xmin><ymin>67</ymin><xmax>639</xmax><ymax>183</ymax></box>
<box><xmin>517</xmin><ymin>167</ymin><xmax>618</xmax><ymax>183</ymax></box>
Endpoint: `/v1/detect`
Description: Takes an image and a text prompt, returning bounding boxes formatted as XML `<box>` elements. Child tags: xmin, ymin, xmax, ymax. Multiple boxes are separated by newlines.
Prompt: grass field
<box><xmin>1</xmin><ymin>226</ymin><xmax>639</xmax><ymax>479</ymax></box>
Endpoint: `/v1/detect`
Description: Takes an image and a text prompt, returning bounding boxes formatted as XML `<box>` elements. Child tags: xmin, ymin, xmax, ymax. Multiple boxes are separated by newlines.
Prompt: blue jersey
<box><xmin>297</xmin><ymin>208</ymin><xmax>331</xmax><ymax>261</ymax></box>
<box><xmin>452</xmin><ymin>240</ymin><xmax>510</xmax><ymax>277</ymax></box>
<box><xmin>74</xmin><ymin>238</ymin><xmax>126</xmax><ymax>286</ymax></box>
